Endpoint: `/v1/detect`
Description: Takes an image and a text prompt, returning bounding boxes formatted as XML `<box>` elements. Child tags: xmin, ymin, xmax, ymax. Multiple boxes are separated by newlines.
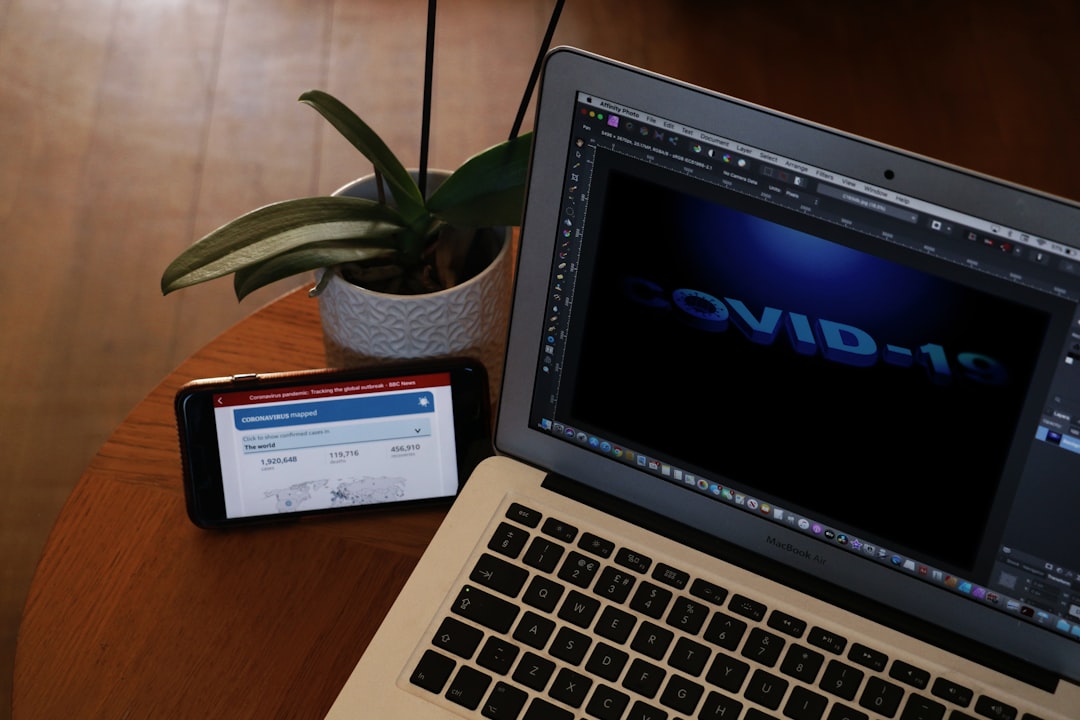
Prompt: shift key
<box><xmin>451</xmin><ymin>585</ymin><xmax>520</xmax><ymax>633</ymax></box>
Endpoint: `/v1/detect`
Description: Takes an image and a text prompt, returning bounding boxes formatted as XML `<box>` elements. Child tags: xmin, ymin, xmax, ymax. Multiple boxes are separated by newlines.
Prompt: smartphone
<box><xmin>174</xmin><ymin>359</ymin><xmax>492</xmax><ymax>528</ymax></box>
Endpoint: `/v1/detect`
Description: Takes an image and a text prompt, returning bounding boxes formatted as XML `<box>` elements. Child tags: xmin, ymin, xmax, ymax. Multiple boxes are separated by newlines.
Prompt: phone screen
<box><xmin>210</xmin><ymin>371</ymin><xmax>460</xmax><ymax>519</ymax></box>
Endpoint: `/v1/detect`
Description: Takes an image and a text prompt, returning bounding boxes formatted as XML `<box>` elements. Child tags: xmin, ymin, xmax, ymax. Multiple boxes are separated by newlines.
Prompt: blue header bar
<box><xmin>233</xmin><ymin>391</ymin><xmax>435</xmax><ymax>430</ymax></box>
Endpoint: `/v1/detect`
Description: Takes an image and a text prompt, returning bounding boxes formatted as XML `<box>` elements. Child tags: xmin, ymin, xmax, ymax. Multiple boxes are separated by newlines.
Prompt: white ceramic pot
<box><xmin>316</xmin><ymin>171</ymin><xmax>514</xmax><ymax>400</ymax></box>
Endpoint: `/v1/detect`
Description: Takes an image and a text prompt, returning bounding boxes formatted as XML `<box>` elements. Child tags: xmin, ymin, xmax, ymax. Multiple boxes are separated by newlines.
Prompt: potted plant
<box><xmin>161</xmin><ymin>90</ymin><xmax>530</xmax><ymax>389</ymax></box>
<box><xmin>160</xmin><ymin>90</ymin><xmax>532</xmax><ymax>302</ymax></box>
<box><xmin>162</xmin><ymin>1</ymin><xmax>566</xmax><ymax>394</ymax></box>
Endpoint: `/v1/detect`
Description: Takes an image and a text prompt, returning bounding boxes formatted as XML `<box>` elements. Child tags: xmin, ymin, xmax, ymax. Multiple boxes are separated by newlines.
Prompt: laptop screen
<box><xmin>499</xmin><ymin>48</ymin><xmax>1080</xmax><ymax>680</ymax></box>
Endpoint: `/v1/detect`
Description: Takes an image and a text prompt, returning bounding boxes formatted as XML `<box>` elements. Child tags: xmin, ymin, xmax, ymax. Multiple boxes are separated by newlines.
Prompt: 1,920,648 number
<box><xmin>260</xmin><ymin>455</ymin><xmax>298</xmax><ymax>467</ymax></box>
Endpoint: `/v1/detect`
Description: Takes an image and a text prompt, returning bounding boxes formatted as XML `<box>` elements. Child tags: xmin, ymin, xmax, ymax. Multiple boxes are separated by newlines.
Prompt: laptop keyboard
<box><xmin>406</xmin><ymin>500</ymin><xmax>1042</xmax><ymax>720</ymax></box>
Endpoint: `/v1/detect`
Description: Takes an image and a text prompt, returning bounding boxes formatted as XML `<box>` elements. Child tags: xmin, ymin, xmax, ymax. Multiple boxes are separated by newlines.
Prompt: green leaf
<box><xmin>299</xmin><ymin>90</ymin><xmax>426</xmax><ymax>221</ymax></box>
<box><xmin>428</xmin><ymin>132</ymin><xmax>533</xmax><ymax>227</ymax></box>
<box><xmin>161</xmin><ymin>196</ymin><xmax>405</xmax><ymax>294</ymax></box>
<box><xmin>232</xmin><ymin>243</ymin><xmax>396</xmax><ymax>300</ymax></box>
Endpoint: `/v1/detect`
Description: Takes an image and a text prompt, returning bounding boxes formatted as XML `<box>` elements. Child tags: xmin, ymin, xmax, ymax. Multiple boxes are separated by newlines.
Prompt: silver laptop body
<box><xmin>327</xmin><ymin>47</ymin><xmax>1080</xmax><ymax>719</ymax></box>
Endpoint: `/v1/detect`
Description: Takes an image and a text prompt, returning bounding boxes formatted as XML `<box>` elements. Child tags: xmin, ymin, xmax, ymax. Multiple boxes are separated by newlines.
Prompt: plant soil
<box><xmin>338</xmin><ymin>226</ymin><xmax>504</xmax><ymax>295</ymax></box>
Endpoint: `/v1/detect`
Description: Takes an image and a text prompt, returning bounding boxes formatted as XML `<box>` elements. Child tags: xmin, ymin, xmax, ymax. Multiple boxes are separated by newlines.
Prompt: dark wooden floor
<box><xmin>2</xmin><ymin>1</ymin><xmax>1077</xmax><ymax>716</ymax></box>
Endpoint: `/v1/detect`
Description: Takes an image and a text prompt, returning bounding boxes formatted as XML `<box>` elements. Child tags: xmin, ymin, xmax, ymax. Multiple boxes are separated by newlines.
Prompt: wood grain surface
<box><xmin>15</xmin><ymin>289</ymin><xmax>454</xmax><ymax>718</ymax></box>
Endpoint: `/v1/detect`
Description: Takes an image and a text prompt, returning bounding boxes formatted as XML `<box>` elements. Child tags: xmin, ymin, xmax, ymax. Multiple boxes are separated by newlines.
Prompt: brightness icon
<box><xmin>418</xmin><ymin>397</ymin><xmax>431</xmax><ymax>408</ymax></box>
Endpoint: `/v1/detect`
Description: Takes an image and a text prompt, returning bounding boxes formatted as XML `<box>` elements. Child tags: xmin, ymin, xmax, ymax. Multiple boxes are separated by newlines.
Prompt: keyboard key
<box><xmin>669</xmin><ymin>636</ymin><xmax>711</xmax><ymax>676</ymax></box>
<box><xmin>741</xmin><ymin>627</ymin><xmax>786</xmax><ymax>667</ymax></box>
<box><xmin>781</xmin><ymin>644</ymin><xmax>825</xmax><ymax>683</ymax></box>
<box><xmin>974</xmin><ymin>695</ymin><xmax>1017</xmax><ymax>720</ymax></box>
<box><xmin>665</xmin><ymin>596</ymin><xmax>709</xmax><ymax>635</ymax></box>
<box><xmin>703</xmin><ymin>611</ymin><xmax>747</xmax><ymax>651</ymax></box>
<box><xmin>820</xmin><ymin>659</ymin><xmax>864</xmax><ymax>701</ymax></box>
<box><xmin>432</xmin><ymin>616</ymin><xmax>484</xmax><ymax>659</ymax></box>
<box><xmin>859</xmin><ymin>675</ymin><xmax>904</xmax><ymax>717</ymax></box>
<box><xmin>523</xmin><ymin>697</ymin><xmax>573</xmax><ymax>720</ymax></box>
<box><xmin>513</xmin><ymin>651</ymin><xmax>555</xmax><ymax>691</ymax></box>
<box><xmin>483</xmin><ymin>681</ymin><xmax>529</xmax><ymax>720</ymax></box>
<box><xmin>785</xmin><ymin>685</ymin><xmax>829</xmax><ymax>720</ymax></box>
<box><xmin>488</xmin><ymin>522</ymin><xmax>530</xmax><ymax>558</ymax></box>
<box><xmin>550</xmin><ymin>626</ymin><xmax>591</xmax><ymax>665</ymax></box>
<box><xmin>558</xmin><ymin>589</ymin><xmax>601</xmax><ymax>627</ymax></box>
<box><xmin>744</xmin><ymin>668</ymin><xmax>789</xmax><ymax>710</ymax></box>
<box><xmin>549</xmin><ymin>667</ymin><xmax>593</xmax><ymax>709</ymax></box>
<box><xmin>594</xmin><ymin>565</ymin><xmax>636</xmax><ymax>603</ymax></box>
<box><xmin>476</xmin><ymin>636</ymin><xmax>520</xmax><ymax>675</ymax></box>
<box><xmin>808</xmin><ymin>626</ymin><xmax>848</xmax><ymax>655</ymax></box>
<box><xmin>660</xmin><ymin>673</ymin><xmax>704</xmax><ymax>714</ymax></box>
<box><xmin>578</xmin><ymin>531</ymin><xmax>615</xmax><ymax>558</ymax></box>
<box><xmin>541</xmin><ymin>517</ymin><xmax>577</xmax><ymax>542</ymax></box>
<box><xmin>452</xmin><ymin>585</ymin><xmax>520</xmax><ymax>633</ymax></box>
<box><xmin>689</xmin><ymin>577</ymin><xmax>728</xmax><ymax>606</ymax></box>
<box><xmin>558</xmin><ymin>550</ymin><xmax>601</xmax><ymax>588</ymax></box>
<box><xmin>930</xmin><ymin>677</ymin><xmax>973</xmax><ymax>707</ymax></box>
<box><xmin>595</xmin><ymin>605</ymin><xmax>637</xmax><ymax>644</ymax></box>
<box><xmin>900</xmin><ymin>693</ymin><xmax>946</xmax><ymax>720</ymax></box>
<box><xmin>622</xmin><ymin>658</ymin><xmax>666</xmax><ymax>698</ymax></box>
<box><xmin>410</xmin><ymin>649</ymin><xmax>456</xmax><ymax>693</ymax></box>
<box><xmin>626</xmin><ymin>699</ymin><xmax>667</xmax><ymax>720</ymax></box>
<box><xmin>631</xmin><ymin>621</ymin><xmax>675</xmax><ymax>660</ymax></box>
<box><xmin>514</xmin><ymin>611</ymin><xmax>555</xmax><ymax>649</ymax></box>
<box><xmin>746</xmin><ymin>709</ymin><xmax>780</xmax><ymax>720</ymax></box>
<box><xmin>890</xmin><ymin>659</ymin><xmax>931</xmax><ymax>690</ymax></box>
<box><xmin>585</xmin><ymin>684</ymin><xmax>631</xmax><ymax>720</ymax></box>
<box><xmin>705</xmin><ymin>653</ymin><xmax>749</xmax><ymax>693</ymax></box>
<box><xmin>522</xmin><ymin>575</ymin><xmax>565</xmax><ymax>613</ymax></box>
<box><xmin>445</xmin><ymin>665</ymin><xmax>492</xmax><ymax>711</ymax></box>
<box><xmin>471</xmin><ymin>553</ymin><xmax>529</xmax><ymax>597</ymax></box>
<box><xmin>586</xmin><ymin>643</ymin><xmax>630</xmax><ymax>681</ymax></box>
<box><xmin>630</xmin><ymin>581</ymin><xmax>673</xmax><ymax>619</ymax></box>
<box><xmin>522</xmin><ymin>536</ymin><xmax>565</xmax><ymax>573</ymax></box>
<box><xmin>506</xmin><ymin>502</ymin><xmax>542</xmax><ymax>528</ymax></box>
<box><xmin>848</xmin><ymin>642</ymin><xmax>888</xmax><ymax>672</ymax></box>
<box><xmin>652</xmin><ymin>562</ymin><xmax>690</xmax><ymax>589</ymax></box>
<box><xmin>768</xmin><ymin>609</ymin><xmax>808</xmax><ymax>638</ymax></box>
<box><xmin>827</xmin><ymin>702</ymin><xmax>869</xmax><ymax>720</ymax></box>
<box><xmin>614</xmin><ymin>547</ymin><xmax>652</xmax><ymax>574</ymax></box>
<box><xmin>729</xmin><ymin>593</ymin><xmax>767</xmax><ymax>622</ymax></box>
<box><xmin>701</xmin><ymin>691</ymin><xmax>743</xmax><ymax>720</ymax></box>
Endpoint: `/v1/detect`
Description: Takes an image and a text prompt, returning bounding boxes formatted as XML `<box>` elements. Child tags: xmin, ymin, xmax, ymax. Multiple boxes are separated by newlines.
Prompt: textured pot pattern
<box><xmin>317</xmin><ymin>237</ymin><xmax>513</xmax><ymax>396</ymax></box>
<box><xmin>317</xmin><ymin>170</ymin><xmax>514</xmax><ymax>399</ymax></box>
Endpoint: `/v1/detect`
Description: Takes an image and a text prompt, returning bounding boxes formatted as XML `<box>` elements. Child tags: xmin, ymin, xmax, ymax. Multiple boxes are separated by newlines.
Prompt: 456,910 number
<box><xmin>391</xmin><ymin>443</ymin><xmax>421</xmax><ymax>453</ymax></box>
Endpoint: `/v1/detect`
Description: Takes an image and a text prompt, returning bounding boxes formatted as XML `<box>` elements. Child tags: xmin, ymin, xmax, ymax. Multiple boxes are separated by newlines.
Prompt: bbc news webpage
<box><xmin>213</xmin><ymin>372</ymin><xmax>458</xmax><ymax>518</ymax></box>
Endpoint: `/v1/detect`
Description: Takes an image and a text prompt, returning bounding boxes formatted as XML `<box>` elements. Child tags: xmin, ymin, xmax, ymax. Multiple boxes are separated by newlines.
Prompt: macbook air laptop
<box><xmin>326</xmin><ymin>47</ymin><xmax>1080</xmax><ymax>719</ymax></box>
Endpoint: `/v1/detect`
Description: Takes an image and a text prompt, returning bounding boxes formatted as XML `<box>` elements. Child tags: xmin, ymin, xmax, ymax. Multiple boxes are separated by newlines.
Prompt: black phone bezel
<box><xmin>174</xmin><ymin>359</ymin><xmax>492</xmax><ymax>529</ymax></box>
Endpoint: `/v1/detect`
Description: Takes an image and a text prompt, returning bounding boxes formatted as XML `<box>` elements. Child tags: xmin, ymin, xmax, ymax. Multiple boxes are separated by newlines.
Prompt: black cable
<box><xmin>509</xmin><ymin>0</ymin><xmax>566</xmax><ymax>141</ymax></box>
<box><xmin>419</xmin><ymin>0</ymin><xmax>437</xmax><ymax>197</ymax></box>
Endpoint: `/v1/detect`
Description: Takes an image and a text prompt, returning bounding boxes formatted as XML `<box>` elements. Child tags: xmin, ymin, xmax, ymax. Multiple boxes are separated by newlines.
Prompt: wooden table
<box><xmin>13</xmin><ymin>288</ymin><xmax>441</xmax><ymax>719</ymax></box>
